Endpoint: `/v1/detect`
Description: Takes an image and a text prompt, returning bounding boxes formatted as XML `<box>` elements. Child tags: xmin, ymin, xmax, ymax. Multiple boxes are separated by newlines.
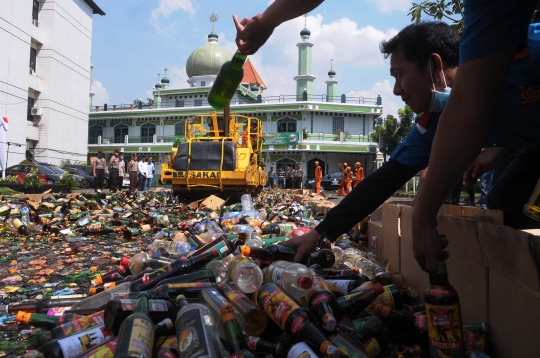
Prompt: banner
<box><xmin>262</xmin><ymin>132</ymin><xmax>298</xmax><ymax>145</ymax></box>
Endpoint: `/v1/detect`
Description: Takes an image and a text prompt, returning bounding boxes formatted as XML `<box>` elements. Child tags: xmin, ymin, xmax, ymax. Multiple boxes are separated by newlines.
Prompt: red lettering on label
<box><xmin>311</xmin><ymin>293</ymin><xmax>331</xmax><ymax>307</ymax></box>
<box><xmin>290</xmin><ymin>314</ymin><xmax>308</xmax><ymax>336</ymax></box>
<box><xmin>426</xmin><ymin>286</ymin><xmax>455</xmax><ymax>297</ymax></box>
<box><xmin>248</xmin><ymin>336</ymin><xmax>260</xmax><ymax>350</ymax></box>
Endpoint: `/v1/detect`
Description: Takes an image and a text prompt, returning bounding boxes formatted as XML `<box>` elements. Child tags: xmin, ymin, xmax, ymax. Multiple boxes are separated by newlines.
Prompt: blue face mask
<box><xmin>428</xmin><ymin>64</ymin><xmax>452</xmax><ymax>112</ymax></box>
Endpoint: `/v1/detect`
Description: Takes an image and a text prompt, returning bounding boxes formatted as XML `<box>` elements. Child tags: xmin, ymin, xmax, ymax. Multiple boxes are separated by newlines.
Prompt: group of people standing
<box><xmin>337</xmin><ymin>162</ymin><xmax>364</xmax><ymax>196</ymax></box>
<box><xmin>93</xmin><ymin>149</ymin><xmax>155</xmax><ymax>194</ymax></box>
<box><xmin>267</xmin><ymin>163</ymin><xmax>304</xmax><ymax>189</ymax></box>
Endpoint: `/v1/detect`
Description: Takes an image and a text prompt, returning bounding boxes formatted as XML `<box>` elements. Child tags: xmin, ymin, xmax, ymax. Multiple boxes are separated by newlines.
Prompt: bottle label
<box><xmin>59</xmin><ymin>312</ymin><xmax>105</xmax><ymax>337</ymax></box>
<box><xmin>325</xmin><ymin>279</ymin><xmax>351</xmax><ymax>295</ymax></box>
<box><xmin>309</xmin><ymin>291</ymin><xmax>332</xmax><ymax>308</ymax></box>
<box><xmin>265</xmin><ymin>264</ymin><xmax>286</xmax><ymax>286</ymax></box>
<box><xmin>158</xmin><ymin>336</ymin><xmax>179</xmax><ymax>358</ymax></box>
<box><xmin>277</xmin><ymin>245</ymin><xmax>296</xmax><ymax>254</ymax></box>
<box><xmin>46</xmin><ymin>307</ymin><xmax>70</xmax><ymax>316</ymax></box>
<box><xmin>255</xmin><ymin>284</ymin><xmax>301</xmax><ymax>331</ymax></box>
<box><xmin>416</xmin><ymin>314</ymin><xmax>426</xmax><ymax>335</ymax></box>
<box><xmin>364</xmin><ymin>338</ymin><xmax>382</xmax><ymax>357</ymax></box>
<box><xmin>247</xmin><ymin>336</ymin><xmax>260</xmax><ymax>350</ymax></box>
<box><xmin>331</xmin><ymin>333</ymin><xmax>370</xmax><ymax>358</ymax></box>
<box><xmin>124</xmin><ymin>318</ymin><xmax>154</xmax><ymax>358</ymax></box>
<box><xmin>149</xmin><ymin>300</ymin><xmax>169</xmax><ymax>312</ymax></box>
<box><xmin>426</xmin><ymin>300</ymin><xmax>464</xmax><ymax>356</ymax></box>
<box><xmin>289</xmin><ymin>314</ymin><xmax>308</xmax><ymax>335</ymax></box>
<box><xmin>77</xmin><ymin>338</ymin><xmax>117</xmax><ymax>358</ymax></box>
<box><xmin>287</xmin><ymin>342</ymin><xmax>317</xmax><ymax>358</ymax></box>
<box><xmin>58</xmin><ymin>325</ymin><xmax>112</xmax><ymax>357</ymax></box>
<box><xmin>177</xmin><ymin>307</ymin><xmax>211</xmax><ymax>357</ymax></box>
<box><xmin>120</xmin><ymin>299</ymin><xmax>136</xmax><ymax>311</ymax></box>
<box><xmin>223</xmin><ymin>288</ymin><xmax>245</xmax><ymax>303</ymax></box>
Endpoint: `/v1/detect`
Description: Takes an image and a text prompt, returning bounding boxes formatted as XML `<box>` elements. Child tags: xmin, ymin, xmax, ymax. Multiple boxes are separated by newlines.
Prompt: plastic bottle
<box><xmin>21</xmin><ymin>204</ymin><xmax>30</xmax><ymax>226</ymax></box>
<box><xmin>228</xmin><ymin>255</ymin><xmax>263</xmax><ymax>293</ymax></box>
<box><xmin>244</xmin><ymin>231</ymin><xmax>264</xmax><ymax>248</ymax></box>
<box><xmin>371</xmin><ymin>236</ymin><xmax>379</xmax><ymax>257</ymax></box>
<box><xmin>265</xmin><ymin>260</ymin><xmax>313</xmax><ymax>298</ymax></box>
<box><xmin>175</xmin><ymin>295</ymin><xmax>225</xmax><ymax>358</ymax></box>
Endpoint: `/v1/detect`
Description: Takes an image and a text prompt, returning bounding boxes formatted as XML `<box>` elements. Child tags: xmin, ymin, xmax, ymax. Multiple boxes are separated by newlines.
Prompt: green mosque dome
<box><xmin>300</xmin><ymin>28</ymin><xmax>311</xmax><ymax>37</ymax></box>
<box><xmin>328</xmin><ymin>69</ymin><xmax>336</xmax><ymax>76</ymax></box>
<box><xmin>161</xmin><ymin>76</ymin><xmax>170</xmax><ymax>84</ymax></box>
<box><xmin>186</xmin><ymin>33</ymin><xmax>232</xmax><ymax>78</ymax></box>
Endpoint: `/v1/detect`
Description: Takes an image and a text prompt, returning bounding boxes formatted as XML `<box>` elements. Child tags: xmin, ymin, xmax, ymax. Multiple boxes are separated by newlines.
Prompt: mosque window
<box><xmin>332</xmin><ymin>117</ymin><xmax>344</xmax><ymax>134</ymax></box>
<box><xmin>201</xmin><ymin>81</ymin><xmax>206</xmax><ymax>87</ymax></box>
<box><xmin>277</xmin><ymin>117</ymin><xmax>297</xmax><ymax>133</ymax></box>
<box><xmin>141</xmin><ymin>123</ymin><xmax>156</xmax><ymax>143</ymax></box>
<box><xmin>88</xmin><ymin>125</ymin><xmax>102</xmax><ymax>144</ymax></box>
<box><xmin>194</xmin><ymin>99</ymin><xmax>202</xmax><ymax>107</ymax></box>
<box><xmin>175</xmin><ymin>122</ymin><xmax>185</xmax><ymax>136</ymax></box>
<box><xmin>113</xmin><ymin>124</ymin><xmax>128</xmax><ymax>143</ymax></box>
<box><xmin>175</xmin><ymin>99</ymin><xmax>184</xmax><ymax>108</ymax></box>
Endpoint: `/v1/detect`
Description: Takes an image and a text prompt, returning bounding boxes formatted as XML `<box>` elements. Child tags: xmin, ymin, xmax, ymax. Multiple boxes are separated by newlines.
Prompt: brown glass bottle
<box><xmin>335</xmin><ymin>283</ymin><xmax>384</xmax><ymax>317</ymax></box>
<box><xmin>349</xmin><ymin>315</ymin><xmax>393</xmax><ymax>355</ymax></box>
<box><xmin>323</xmin><ymin>267</ymin><xmax>363</xmax><ymax>281</ymax></box>
<box><xmin>240</xmin><ymin>244</ymin><xmax>296</xmax><ymax>264</ymax></box>
<box><xmin>91</xmin><ymin>269</ymin><xmax>125</xmax><ymax>287</ymax></box>
<box><xmin>303</xmin><ymin>276</ymin><xmax>337</xmax><ymax>332</ymax></box>
<box><xmin>2</xmin><ymin>295</ymin><xmax>86</xmax><ymax>314</ymax></box>
<box><xmin>253</xmin><ymin>283</ymin><xmax>340</xmax><ymax>358</ymax></box>
<box><xmin>221</xmin><ymin>284</ymin><xmax>268</xmax><ymax>336</ymax></box>
<box><xmin>306</xmin><ymin>249</ymin><xmax>336</xmax><ymax>269</ymax></box>
<box><xmin>329</xmin><ymin>332</ymin><xmax>371</xmax><ymax>358</ymax></box>
<box><xmin>12</xmin><ymin>218</ymin><xmax>30</xmax><ymax>235</ymax></box>
<box><xmin>129</xmin><ymin>248</ymin><xmax>219</xmax><ymax>292</ymax></box>
<box><xmin>113</xmin><ymin>295</ymin><xmax>155</xmax><ymax>358</ymax></box>
<box><xmin>246</xmin><ymin>336</ymin><xmax>285</xmax><ymax>357</ymax></box>
<box><xmin>104</xmin><ymin>298</ymin><xmax>176</xmax><ymax>334</ymax></box>
<box><xmin>373</xmin><ymin>304</ymin><xmax>428</xmax><ymax>350</ymax></box>
<box><xmin>425</xmin><ymin>260</ymin><xmax>465</xmax><ymax>358</ymax></box>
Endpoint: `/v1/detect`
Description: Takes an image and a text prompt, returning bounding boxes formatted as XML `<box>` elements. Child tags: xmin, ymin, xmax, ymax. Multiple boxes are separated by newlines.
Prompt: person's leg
<box><xmin>145</xmin><ymin>177</ymin><xmax>152</xmax><ymax>192</ymax></box>
<box><xmin>138</xmin><ymin>174</ymin><xmax>145</xmax><ymax>191</ymax></box>
<box><xmin>452</xmin><ymin>180</ymin><xmax>463</xmax><ymax>205</ymax></box>
<box><xmin>129</xmin><ymin>171</ymin><xmax>136</xmax><ymax>193</ymax></box>
<box><xmin>467</xmin><ymin>187</ymin><xmax>475</xmax><ymax>205</ymax></box>
<box><xmin>487</xmin><ymin>146</ymin><xmax>540</xmax><ymax>229</ymax></box>
<box><xmin>109</xmin><ymin>169</ymin><xmax>118</xmax><ymax>192</ymax></box>
<box><xmin>96</xmin><ymin>170</ymin><xmax>104</xmax><ymax>192</ymax></box>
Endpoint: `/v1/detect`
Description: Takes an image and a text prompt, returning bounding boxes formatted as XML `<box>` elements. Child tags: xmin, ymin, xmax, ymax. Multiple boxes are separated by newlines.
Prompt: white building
<box><xmin>0</xmin><ymin>0</ymin><xmax>104</xmax><ymax>166</ymax></box>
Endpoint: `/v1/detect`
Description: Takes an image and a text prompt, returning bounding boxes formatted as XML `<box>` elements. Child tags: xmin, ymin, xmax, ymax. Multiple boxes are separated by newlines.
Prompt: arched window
<box><xmin>141</xmin><ymin>122</ymin><xmax>156</xmax><ymax>143</ymax></box>
<box><xmin>113</xmin><ymin>123</ymin><xmax>128</xmax><ymax>143</ymax></box>
<box><xmin>88</xmin><ymin>125</ymin><xmax>103</xmax><ymax>144</ymax></box>
<box><xmin>276</xmin><ymin>116</ymin><xmax>297</xmax><ymax>133</ymax></box>
<box><xmin>174</xmin><ymin>122</ymin><xmax>185</xmax><ymax>136</ymax></box>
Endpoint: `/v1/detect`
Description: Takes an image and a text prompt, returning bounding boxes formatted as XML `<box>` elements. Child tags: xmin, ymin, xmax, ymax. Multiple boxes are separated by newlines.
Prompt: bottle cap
<box><xmin>297</xmin><ymin>276</ymin><xmax>313</xmax><ymax>289</ymax></box>
<box><xmin>240</xmin><ymin>246</ymin><xmax>251</xmax><ymax>256</ymax></box>
<box><xmin>373</xmin><ymin>303</ymin><xmax>390</xmax><ymax>318</ymax></box>
<box><xmin>91</xmin><ymin>276</ymin><xmax>104</xmax><ymax>286</ymax></box>
<box><xmin>120</xmin><ymin>257</ymin><xmax>130</xmax><ymax>266</ymax></box>
<box><xmin>16</xmin><ymin>311</ymin><xmax>31</xmax><ymax>324</ymax></box>
<box><xmin>88</xmin><ymin>287</ymin><xmax>98</xmax><ymax>296</ymax></box>
<box><xmin>322</xmin><ymin>313</ymin><xmax>337</xmax><ymax>332</ymax></box>
<box><xmin>373</xmin><ymin>283</ymin><xmax>385</xmax><ymax>294</ymax></box>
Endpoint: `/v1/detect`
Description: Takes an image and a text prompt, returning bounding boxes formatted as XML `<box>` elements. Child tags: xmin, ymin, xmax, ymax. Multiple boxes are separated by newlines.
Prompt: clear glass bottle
<box><xmin>265</xmin><ymin>260</ymin><xmax>313</xmax><ymax>298</ymax></box>
<box><xmin>228</xmin><ymin>255</ymin><xmax>263</xmax><ymax>294</ymax></box>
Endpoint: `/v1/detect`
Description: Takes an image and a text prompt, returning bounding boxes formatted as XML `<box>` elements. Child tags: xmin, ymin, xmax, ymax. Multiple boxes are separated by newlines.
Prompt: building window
<box><xmin>114</xmin><ymin>124</ymin><xmax>128</xmax><ymax>143</ymax></box>
<box><xmin>30</xmin><ymin>47</ymin><xmax>37</xmax><ymax>73</ymax></box>
<box><xmin>141</xmin><ymin>123</ymin><xmax>156</xmax><ymax>143</ymax></box>
<box><xmin>32</xmin><ymin>0</ymin><xmax>39</xmax><ymax>22</ymax></box>
<box><xmin>175</xmin><ymin>122</ymin><xmax>185</xmax><ymax>136</ymax></box>
<box><xmin>88</xmin><ymin>125</ymin><xmax>103</xmax><ymax>144</ymax></box>
<box><xmin>363</xmin><ymin>118</ymin><xmax>366</xmax><ymax>136</ymax></box>
<box><xmin>277</xmin><ymin>117</ymin><xmax>297</xmax><ymax>133</ymax></box>
<box><xmin>201</xmin><ymin>81</ymin><xmax>206</xmax><ymax>87</ymax></box>
<box><xmin>194</xmin><ymin>99</ymin><xmax>202</xmax><ymax>106</ymax></box>
<box><xmin>175</xmin><ymin>99</ymin><xmax>184</xmax><ymax>108</ymax></box>
<box><xmin>310</xmin><ymin>116</ymin><xmax>313</xmax><ymax>133</ymax></box>
<box><xmin>332</xmin><ymin>117</ymin><xmax>344</xmax><ymax>134</ymax></box>
<box><xmin>27</xmin><ymin>97</ymin><xmax>35</xmax><ymax>122</ymax></box>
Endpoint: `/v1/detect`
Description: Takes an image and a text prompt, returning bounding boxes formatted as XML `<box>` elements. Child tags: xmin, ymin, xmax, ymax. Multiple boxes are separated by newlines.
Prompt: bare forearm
<box><xmin>260</xmin><ymin>0</ymin><xmax>324</xmax><ymax>27</ymax></box>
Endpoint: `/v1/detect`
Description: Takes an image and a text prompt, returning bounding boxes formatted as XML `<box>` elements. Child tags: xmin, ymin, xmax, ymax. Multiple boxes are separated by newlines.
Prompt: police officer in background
<box><xmin>286</xmin><ymin>165</ymin><xmax>293</xmax><ymax>189</ymax></box>
<box><xmin>93</xmin><ymin>149</ymin><xmax>107</xmax><ymax>193</ymax></box>
<box><xmin>278</xmin><ymin>166</ymin><xmax>286</xmax><ymax>189</ymax></box>
<box><xmin>295</xmin><ymin>163</ymin><xmax>304</xmax><ymax>189</ymax></box>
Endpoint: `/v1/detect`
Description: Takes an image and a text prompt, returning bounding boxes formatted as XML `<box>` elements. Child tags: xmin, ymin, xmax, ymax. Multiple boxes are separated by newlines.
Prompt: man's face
<box><xmin>114</xmin><ymin>152</ymin><xmax>119</xmax><ymax>157</ymax></box>
<box><xmin>148</xmin><ymin>158</ymin><xmax>152</xmax><ymax>163</ymax></box>
<box><xmin>390</xmin><ymin>45</ymin><xmax>433</xmax><ymax>113</ymax></box>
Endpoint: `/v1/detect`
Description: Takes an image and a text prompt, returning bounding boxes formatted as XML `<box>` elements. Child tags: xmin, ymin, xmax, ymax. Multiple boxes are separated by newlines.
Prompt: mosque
<box><xmin>87</xmin><ymin>17</ymin><xmax>384</xmax><ymax>183</ymax></box>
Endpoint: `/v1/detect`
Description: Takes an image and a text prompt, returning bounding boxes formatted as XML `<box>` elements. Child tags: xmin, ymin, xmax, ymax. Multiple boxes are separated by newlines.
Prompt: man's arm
<box><xmin>412</xmin><ymin>47</ymin><xmax>517</xmax><ymax>272</ymax></box>
<box><xmin>234</xmin><ymin>0</ymin><xmax>324</xmax><ymax>55</ymax></box>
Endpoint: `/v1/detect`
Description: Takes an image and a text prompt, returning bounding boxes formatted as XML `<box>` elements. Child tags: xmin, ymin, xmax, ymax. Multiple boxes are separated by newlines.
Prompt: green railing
<box><xmin>306</xmin><ymin>133</ymin><xmax>371</xmax><ymax>142</ymax></box>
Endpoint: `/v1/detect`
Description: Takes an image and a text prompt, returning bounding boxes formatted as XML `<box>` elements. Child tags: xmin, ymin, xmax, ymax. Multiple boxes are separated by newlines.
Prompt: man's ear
<box><xmin>429</xmin><ymin>53</ymin><xmax>445</xmax><ymax>84</ymax></box>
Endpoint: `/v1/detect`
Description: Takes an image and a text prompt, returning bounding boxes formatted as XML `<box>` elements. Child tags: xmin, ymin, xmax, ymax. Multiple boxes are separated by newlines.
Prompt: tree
<box><xmin>371</xmin><ymin>105</ymin><xmax>420</xmax><ymax>161</ymax></box>
<box><xmin>409</xmin><ymin>1</ymin><xmax>464</xmax><ymax>36</ymax></box>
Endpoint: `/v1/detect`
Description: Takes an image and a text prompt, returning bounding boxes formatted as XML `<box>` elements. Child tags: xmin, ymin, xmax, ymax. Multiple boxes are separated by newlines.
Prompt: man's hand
<box><xmin>233</xmin><ymin>14</ymin><xmax>275</xmax><ymax>55</ymax></box>
<box><xmin>93</xmin><ymin>173</ymin><xmax>96</xmax><ymax>177</ymax></box>
<box><xmin>463</xmin><ymin>147</ymin><xmax>510</xmax><ymax>187</ymax></box>
<box><xmin>281</xmin><ymin>229</ymin><xmax>322</xmax><ymax>262</ymax></box>
<box><xmin>412</xmin><ymin>211</ymin><xmax>449</xmax><ymax>272</ymax></box>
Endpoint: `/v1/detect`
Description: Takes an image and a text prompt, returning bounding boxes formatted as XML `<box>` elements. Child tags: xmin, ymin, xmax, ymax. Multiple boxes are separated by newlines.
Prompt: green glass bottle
<box><xmin>113</xmin><ymin>294</ymin><xmax>155</xmax><ymax>358</ymax></box>
<box><xmin>207</xmin><ymin>52</ymin><xmax>247</xmax><ymax>110</ymax></box>
<box><xmin>425</xmin><ymin>259</ymin><xmax>465</xmax><ymax>358</ymax></box>
<box><xmin>220</xmin><ymin>303</ymin><xmax>255</xmax><ymax>358</ymax></box>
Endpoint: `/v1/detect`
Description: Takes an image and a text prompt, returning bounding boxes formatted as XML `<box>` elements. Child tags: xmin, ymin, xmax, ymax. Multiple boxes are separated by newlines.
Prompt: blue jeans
<box><xmin>144</xmin><ymin>177</ymin><xmax>152</xmax><ymax>192</ymax></box>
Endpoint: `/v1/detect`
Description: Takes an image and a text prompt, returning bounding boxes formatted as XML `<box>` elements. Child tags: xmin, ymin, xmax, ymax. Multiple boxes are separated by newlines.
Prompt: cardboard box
<box><xmin>199</xmin><ymin>195</ymin><xmax>226</xmax><ymax>212</ymax></box>
<box><xmin>370</xmin><ymin>205</ymin><xmax>383</xmax><ymax>222</ymax></box>
<box><xmin>462</xmin><ymin>206</ymin><xmax>504</xmax><ymax>226</ymax></box>
<box><xmin>438</xmin><ymin>204</ymin><xmax>463</xmax><ymax>216</ymax></box>
<box><xmin>381</xmin><ymin>203</ymin><xmax>400</xmax><ymax>235</ymax></box>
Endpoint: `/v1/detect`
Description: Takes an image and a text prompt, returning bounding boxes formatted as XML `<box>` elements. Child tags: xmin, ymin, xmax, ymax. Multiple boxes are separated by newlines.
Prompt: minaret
<box><xmin>154</xmin><ymin>73</ymin><xmax>162</xmax><ymax>109</ymax></box>
<box><xmin>294</xmin><ymin>15</ymin><xmax>316</xmax><ymax>100</ymax></box>
<box><xmin>161</xmin><ymin>68</ymin><xmax>170</xmax><ymax>90</ymax></box>
<box><xmin>325</xmin><ymin>59</ymin><xmax>338</xmax><ymax>102</ymax></box>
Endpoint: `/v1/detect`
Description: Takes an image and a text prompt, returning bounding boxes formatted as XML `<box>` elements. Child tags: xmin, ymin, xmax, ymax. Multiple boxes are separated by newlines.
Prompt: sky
<box><xmin>90</xmin><ymin>0</ymin><xmax>418</xmax><ymax>118</ymax></box>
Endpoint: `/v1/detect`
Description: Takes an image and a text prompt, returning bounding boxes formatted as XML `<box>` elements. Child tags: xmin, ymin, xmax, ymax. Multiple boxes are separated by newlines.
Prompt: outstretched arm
<box><xmin>234</xmin><ymin>0</ymin><xmax>324</xmax><ymax>55</ymax></box>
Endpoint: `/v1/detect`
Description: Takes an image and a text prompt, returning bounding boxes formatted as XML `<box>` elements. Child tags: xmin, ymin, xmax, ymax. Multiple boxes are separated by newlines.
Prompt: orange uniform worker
<box><xmin>337</xmin><ymin>162</ymin><xmax>348</xmax><ymax>196</ymax></box>
<box><xmin>354</xmin><ymin>162</ymin><xmax>364</xmax><ymax>188</ymax></box>
<box><xmin>242</xmin><ymin>119</ymin><xmax>258</xmax><ymax>147</ymax></box>
<box><xmin>343</xmin><ymin>166</ymin><xmax>353</xmax><ymax>195</ymax></box>
<box><xmin>314</xmin><ymin>161</ymin><xmax>322</xmax><ymax>194</ymax></box>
